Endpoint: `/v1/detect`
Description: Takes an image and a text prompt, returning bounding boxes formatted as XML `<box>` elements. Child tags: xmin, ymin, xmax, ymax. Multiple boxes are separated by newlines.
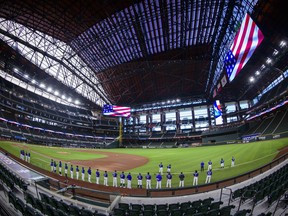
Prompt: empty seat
<box><xmin>219</xmin><ymin>205</ymin><xmax>235</xmax><ymax>216</ymax></box>
<box><xmin>131</xmin><ymin>203</ymin><xmax>142</xmax><ymax>211</ymax></box>
<box><xmin>143</xmin><ymin>204</ymin><xmax>155</xmax><ymax>211</ymax></box>
<box><xmin>81</xmin><ymin>208</ymin><xmax>96</xmax><ymax>216</ymax></box>
<box><xmin>202</xmin><ymin>197</ymin><xmax>214</xmax><ymax>206</ymax></box>
<box><xmin>69</xmin><ymin>204</ymin><xmax>81</xmax><ymax>216</ymax></box>
<box><xmin>118</xmin><ymin>203</ymin><xmax>130</xmax><ymax>211</ymax></box>
<box><xmin>113</xmin><ymin>207</ymin><xmax>126</xmax><ymax>216</ymax></box>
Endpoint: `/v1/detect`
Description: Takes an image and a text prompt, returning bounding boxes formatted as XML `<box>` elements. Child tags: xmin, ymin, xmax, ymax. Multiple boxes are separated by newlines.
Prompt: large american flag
<box><xmin>225</xmin><ymin>13</ymin><xmax>264</xmax><ymax>82</ymax></box>
<box><xmin>103</xmin><ymin>105</ymin><xmax>131</xmax><ymax>118</ymax></box>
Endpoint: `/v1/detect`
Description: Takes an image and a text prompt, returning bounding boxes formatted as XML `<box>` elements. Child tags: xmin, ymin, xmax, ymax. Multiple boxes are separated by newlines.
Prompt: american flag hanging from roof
<box><xmin>224</xmin><ymin>13</ymin><xmax>264</xmax><ymax>82</ymax></box>
<box><xmin>103</xmin><ymin>104</ymin><xmax>131</xmax><ymax>118</ymax></box>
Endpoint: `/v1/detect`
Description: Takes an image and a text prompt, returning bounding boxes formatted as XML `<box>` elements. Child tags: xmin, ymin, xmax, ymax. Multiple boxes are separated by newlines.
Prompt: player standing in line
<box><xmin>120</xmin><ymin>171</ymin><xmax>125</xmax><ymax>188</ymax></box>
<box><xmin>146</xmin><ymin>172</ymin><xmax>152</xmax><ymax>189</ymax></box>
<box><xmin>59</xmin><ymin>161</ymin><xmax>62</xmax><ymax>176</ymax></box>
<box><xmin>112</xmin><ymin>170</ymin><xmax>118</xmax><ymax>187</ymax></box>
<box><xmin>137</xmin><ymin>173</ymin><xmax>143</xmax><ymax>188</ymax></box>
<box><xmin>64</xmin><ymin>163</ymin><xmax>68</xmax><ymax>178</ymax></box>
<box><xmin>205</xmin><ymin>169</ymin><xmax>212</xmax><ymax>184</ymax></box>
<box><xmin>167</xmin><ymin>164</ymin><xmax>171</xmax><ymax>173</ymax></box>
<box><xmin>193</xmin><ymin>170</ymin><xmax>199</xmax><ymax>186</ymax></box>
<box><xmin>25</xmin><ymin>152</ymin><xmax>28</xmax><ymax>162</ymax></box>
<box><xmin>166</xmin><ymin>172</ymin><xmax>172</xmax><ymax>188</ymax></box>
<box><xmin>200</xmin><ymin>161</ymin><xmax>205</xmax><ymax>172</ymax></box>
<box><xmin>220</xmin><ymin>158</ymin><xmax>225</xmax><ymax>168</ymax></box>
<box><xmin>70</xmin><ymin>165</ymin><xmax>74</xmax><ymax>179</ymax></box>
<box><xmin>50</xmin><ymin>159</ymin><xmax>54</xmax><ymax>172</ymax></box>
<box><xmin>179</xmin><ymin>172</ymin><xmax>185</xmax><ymax>187</ymax></box>
<box><xmin>127</xmin><ymin>172</ymin><xmax>132</xmax><ymax>189</ymax></box>
<box><xmin>156</xmin><ymin>172</ymin><xmax>162</xmax><ymax>189</ymax></box>
<box><xmin>27</xmin><ymin>152</ymin><xmax>31</xmax><ymax>163</ymax></box>
<box><xmin>87</xmin><ymin>167</ymin><xmax>92</xmax><ymax>183</ymax></box>
<box><xmin>231</xmin><ymin>156</ymin><xmax>235</xmax><ymax>167</ymax></box>
<box><xmin>81</xmin><ymin>167</ymin><xmax>85</xmax><ymax>181</ymax></box>
<box><xmin>103</xmin><ymin>171</ymin><xmax>108</xmax><ymax>186</ymax></box>
<box><xmin>159</xmin><ymin>162</ymin><xmax>163</xmax><ymax>175</ymax></box>
<box><xmin>53</xmin><ymin>160</ymin><xmax>57</xmax><ymax>173</ymax></box>
<box><xmin>76</xmin><ymin>165</ymin><xmax>79</xmax><ymax>180</ymax></box>
<box><xmin>96</xmin><ymin>169</ymin><xmax>100</xmax><ymax>184</ymax></box>
<box><xmin>208</xmin><ymin>160</ymin><xmax>212</xmax><ymax>170</ymax></box>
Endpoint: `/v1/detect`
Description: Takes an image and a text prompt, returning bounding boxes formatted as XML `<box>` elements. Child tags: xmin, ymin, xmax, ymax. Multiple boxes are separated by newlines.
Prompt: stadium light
<box><xmin>61</xmin><ymin>95</ymin><xmax>66</xmax><ymax>99</ymax></box>
<box><xmin>31</xmin><ymin>79</ymin><xmax>36</xmax><ymax>84</ymax></box>
<box><xmin>255</xmin><ymin>71</ymin><xmax>260</xmax><ymax>76</ymax></box>
<box><xmin>249</xmin><ymin>77</ymin><xmax>255</xmax><ymax>82</ymax></box>
<box><xmin>266</xmin><ymin>58</ymin><xmax>272</xmax><ymax>64</ymax></box>
<box><xmin>40</xmin><ymin>83</ymin><xmax>46</xmax><ymax>88</ymax></box>
<box><xmin>47</xmin><ymin>87</ymin><xmax>52</xmax><ymax>92</ymax></box>
<box><xmin>54</xmin><ymin>90</ymin><xmax>59</xmax><ymax>96</ymax></box>
<box><xmin>24</xmin><ymin>74</ymin><xmax>29</xmax><ymax>78</ymax></box>
<box><xmin>280</xmin><ymin>40</ymin><xmax>286</xmax><ymax>48</ymax></box>
<box><xmin>13</xmin><ymin>68</ymin><xmax>18</xmax><ymax>72</ymax></box>
<box><xmin>272</xmin><ymin>49</ymin><xmax>279</xmax><ymax>56</ymax></box>
<box><xmin>75</xmin><ymin>100</ymin><xmax>79</xmax><ymax>104</ymax></box>
<box><xmin>67</xmin><ymin>97</ymin><xmax>72</xmax><ymax>102</ymax></box>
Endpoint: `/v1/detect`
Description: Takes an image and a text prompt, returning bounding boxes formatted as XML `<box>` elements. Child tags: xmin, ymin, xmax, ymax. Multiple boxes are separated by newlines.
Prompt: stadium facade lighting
<box><xmin>31</xmin><ymin>79</ymin><xmax>36</xmax><ymax>84</ymax></box>
<box><xmin>61</xmin><ymin>95</ymin><xmax>66</xmax><ymax>99</ymax></box>
<box><xmin>13</xmin><ymin>68</ymin><xmax>18</xmax><ymax>72</ymax></box>
<box><xmin>260</xmin><ymin>64</ymin><xmax>266</xmax><ymax>70</ymax></box>
<box><xmin>266</xmin><ymin>58</ymin><xmax>272</xmax><ymax>64</ymax></box>
<box><xmin>54</xmin><ymin>90</ymin><xmax>59</xmax><ymax>96</ymax></box>
<box><xmin>75</xmin><ymin>100</ymin><xmax>79</xmax><ymax>104</ymax></box>
<box><xmin>68</xmin><ymin>97</ymin><xmax>72</xmax><ymax>102</ymax></box>
<box><xmin>47</xmin><ymin>87</ymin><xmax>52</xmax><ymax>92</ymax></box>
<box><xmin>280</xmin><ymin>40</ymin><xmax>286</xmax><ymax>48</ymax></box>
<box><xmin>272</xmin><ymin>49</ymin><xmax>279</xmax><ymax>56</ymax></box>
<box><xmin>249</xmin><ymin>77</ymin><xmax>255</xmax><ymax>82</ymax></box>
<box><xmin>24</xmin><ymin>74</ymin><xmax>29</xmax><ymax>78</ymax></box>
<box><xmin>40</xmin><ymin>83</ymin><xmax>46</xmax><ymax>88</ymax></box>
<box><xmin>255</xmin><ymin>71</ymin><xmax>260</xmax><ymax>76</ymax></box>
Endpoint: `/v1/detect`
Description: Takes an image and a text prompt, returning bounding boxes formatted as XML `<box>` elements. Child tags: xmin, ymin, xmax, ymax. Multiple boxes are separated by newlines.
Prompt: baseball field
<box><xmin>0</xmin><ymin>137</ymin><xmax>288</xmax><ymax>188</ymax></box>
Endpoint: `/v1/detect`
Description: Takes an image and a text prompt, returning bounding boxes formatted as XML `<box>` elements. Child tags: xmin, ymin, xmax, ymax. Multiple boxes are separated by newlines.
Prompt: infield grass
<box><xmin>0</xmin><ymin>137</ymin><xmax>287</xmax><ymax>188</ymax></box>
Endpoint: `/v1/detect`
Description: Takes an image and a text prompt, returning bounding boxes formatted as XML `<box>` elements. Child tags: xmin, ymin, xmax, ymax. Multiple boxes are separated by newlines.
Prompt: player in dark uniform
<box><xmin>96</xmin><ymin>169</ymin><xmax>100</xmax><ymax>184</ymax></box>
<box><xmin>166</xmin><ymin>172</ymin><xmax>172</xmax><ymax>188</ymax></box>
<box><xmin>156</xmin><ymin>173</ymin><xmax>162</xmax><ymax>189</ymax></box>
<box><xmin>137</xmin><ymin>173</ymin><xmax>143</xmax><ymax>188</ymax></box>
<box><xmin>120</xmin><ymin>171</ymin><xmax>125</xmax><ymax>187</ymax></box>
<box><xmin>127</xmin><ymin>172</ymin><xmax>132</xmax><ymax>189</ymax></box>
<box><xmin>193</xmin><ymin>170</ymin><xmax>199</xmax><ymax>186</ymax></box>
<box><xmin>200</xmin><ymin>161</ymin><xmax>205</xmax><ymax>172</ymax></box>
<box><xmin>112</xmin><ymin>170</ymin><xmax>118</xmax><ymax>187</ymax></box>
<box><xmin>146</xmin><ymin>172</ymin><xmax>152</xmax><ymax>189</ymax></box>
<box><xmin>179</xmin><ymin>172</ymin><xmax>185</xmax><ymax>187</ymax></box>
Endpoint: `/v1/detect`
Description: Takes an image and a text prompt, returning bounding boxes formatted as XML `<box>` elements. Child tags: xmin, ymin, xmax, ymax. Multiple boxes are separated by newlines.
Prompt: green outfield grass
<box><xmin>0</xmin><ymin>137</ymin><xmax>288</xmax><ymax>188</ymax></box>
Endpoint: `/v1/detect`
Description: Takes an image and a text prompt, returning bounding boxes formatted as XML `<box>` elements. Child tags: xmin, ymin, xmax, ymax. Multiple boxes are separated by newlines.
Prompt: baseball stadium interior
<box><xmin>0</xmin><ymin>0</ymin><xmax>288</xmax><ymax>215</ymax></box>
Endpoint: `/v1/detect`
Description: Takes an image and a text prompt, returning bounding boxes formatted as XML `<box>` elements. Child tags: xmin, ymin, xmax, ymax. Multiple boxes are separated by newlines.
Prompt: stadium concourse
<box><xmin>0</xmin><ymin>0</ymin><xmax>288</xmax><ymax>216</ymax></box>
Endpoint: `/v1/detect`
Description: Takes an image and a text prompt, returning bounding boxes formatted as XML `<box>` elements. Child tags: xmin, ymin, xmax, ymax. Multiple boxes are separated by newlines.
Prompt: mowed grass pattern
<box><xmin>0</xmin><ymin>138</ymin><xmax>287</xmax><ymax>188</ymax></box>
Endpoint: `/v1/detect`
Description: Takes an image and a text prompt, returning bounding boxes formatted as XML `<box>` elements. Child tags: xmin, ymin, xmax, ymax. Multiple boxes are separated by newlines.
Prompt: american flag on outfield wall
<box><xmin>224</xmin><ymin>13</ymin><xmax>264</xmax><ymax>82</ymax></box>
<box><xmin>103</xmin><ymin>105</ymin><xmax>131</xmax><ymax>118</ymax></box>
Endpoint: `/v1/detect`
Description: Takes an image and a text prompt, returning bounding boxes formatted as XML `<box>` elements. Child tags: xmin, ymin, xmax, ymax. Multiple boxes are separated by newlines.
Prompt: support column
<box><xmin>191</xmin><ymin>107</ymin><xmax>195</xmax><ymax>131</ymax></box>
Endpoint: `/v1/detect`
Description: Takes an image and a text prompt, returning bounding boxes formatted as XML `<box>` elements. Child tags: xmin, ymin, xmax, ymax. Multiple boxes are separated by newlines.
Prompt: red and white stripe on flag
<box><xmin>213</xmin><ymin>88</ymin><xmax>217</xmax><ymax>98</ymax></box>
<box><xmin>228</xmin><ymin>13</ymin><xmax>264</xmax><ymax>82</ymax></box>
